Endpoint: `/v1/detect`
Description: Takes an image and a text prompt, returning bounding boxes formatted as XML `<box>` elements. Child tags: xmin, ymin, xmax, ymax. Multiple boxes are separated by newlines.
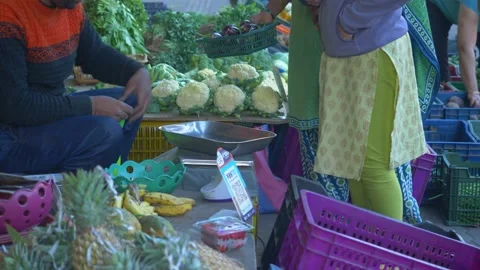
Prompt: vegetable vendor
<box><xmin>427</xmin><ymin>0</ymin><xmax>480</xmax><ymax>106</ymax></box>
<box><xmin>254</xmin><ymin>0</ymin><xmax>438</xmax><ymax>222</ymax></box>
<box><xmin>0</xmin><ymin>0</ymin><xmax>152</xmax><ymax>173</ymax></box>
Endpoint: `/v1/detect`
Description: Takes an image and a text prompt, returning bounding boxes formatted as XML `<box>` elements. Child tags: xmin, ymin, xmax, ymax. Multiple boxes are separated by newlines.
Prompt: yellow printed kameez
<box><xmin>314</xmin><ymin>34</ymin><xmax>427</xmax><ymax>181</ymax></box>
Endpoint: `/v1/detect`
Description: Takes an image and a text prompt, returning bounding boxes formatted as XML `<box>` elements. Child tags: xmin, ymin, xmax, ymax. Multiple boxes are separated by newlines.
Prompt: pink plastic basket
<box><xmin>278</xmin><ymin>190</ymin><xmax>480</xmax><ymax>270</ymax></box>
<box><xmin>0</xmin><ymin>180</ymin><xmax>54</xmax><ymax>234</ymax></box>
<box><xmin>411</xmin><ymin>145</ymin><xmax>437</xmax><ymax>203</ymax></box>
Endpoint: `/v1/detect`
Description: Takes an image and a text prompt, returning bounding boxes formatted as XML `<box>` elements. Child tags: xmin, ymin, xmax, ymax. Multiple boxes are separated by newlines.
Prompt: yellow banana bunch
<box><xmin>123</xmin><ymin>190</ymin><xmax>157</xmax><ymax>217</ymax></box>
<box><xmin>144</xmin><ymin>192</ymin><xmax>196</xmax><ymax>206</ymax></box>
<box><xmin>111</xmin><ymin>193</ymin><xmax>125</xmax><ymax>208</ymax></box>
<box><xmin>154</xmin><ymin>203</ymin><xmax>193</xmax><ymax>217</ymax></box>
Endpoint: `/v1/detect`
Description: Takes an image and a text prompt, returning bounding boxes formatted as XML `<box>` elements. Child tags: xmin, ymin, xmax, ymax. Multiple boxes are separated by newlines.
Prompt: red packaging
<box><xmin>194</xmin><ymin>216</ymin><xmax>253</xmax><ymax>252</ymax></box>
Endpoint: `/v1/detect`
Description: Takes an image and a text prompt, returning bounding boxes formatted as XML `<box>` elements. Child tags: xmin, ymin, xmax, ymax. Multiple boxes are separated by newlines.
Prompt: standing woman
<box><xmin>427</xmin><ymin>0</ymin><xmax>480</xmax><ymax>106</ymax></box>
<box><xmin>312</xmin><ymin>0</ymin><xmax>427</xmax><ymax>220</ymax></box>
<box><xmin>253</xmin><ymin>0</ymin><xmax>438</xmax><ymax>222</ymax></box>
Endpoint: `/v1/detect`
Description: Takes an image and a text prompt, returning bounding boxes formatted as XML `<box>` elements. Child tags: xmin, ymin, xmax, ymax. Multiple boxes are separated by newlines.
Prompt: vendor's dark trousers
<box><xmin>427</xmin><ymin>1</ymin><xmax>480</xmax><ymax>82</ymax></box>
<box><xmin>427</xmin><ymin>1</ymin><xmax>453</xmax><ymax>83</ymax></box>
<box><xmin>0</xmin><ymin>88</ymin><xmax>142</xmax><ymax>174</ymax></box>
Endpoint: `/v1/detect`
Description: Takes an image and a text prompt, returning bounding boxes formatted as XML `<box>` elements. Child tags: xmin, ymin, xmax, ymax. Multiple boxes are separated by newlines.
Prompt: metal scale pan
<box><xmin>160</xmin><ymin>121</ymin><xmax>276</xmax><ymax>156</ymax></box>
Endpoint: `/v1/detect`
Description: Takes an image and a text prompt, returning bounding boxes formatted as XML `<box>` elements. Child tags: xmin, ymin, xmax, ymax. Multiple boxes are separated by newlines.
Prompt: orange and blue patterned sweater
<box><xmin>0</xmin><ymin>0</ymin><xmax>143</xmax><ymax>126</ymax></box>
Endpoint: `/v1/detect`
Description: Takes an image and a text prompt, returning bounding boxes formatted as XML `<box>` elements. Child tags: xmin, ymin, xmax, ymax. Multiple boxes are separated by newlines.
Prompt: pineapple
<box><xmin>134</xmin><ymin>231</ymin><xmax>204</xmax><ymax>270</ymax></box>
<box><xmin>62</xmin><ymin>169</ymin><xmax>122</xmax><ymax>270</ymax></box>
<box><xmin>104</xmin><ymin>248</ymin><xmax>151</xmax><ymax>270</ymax></box>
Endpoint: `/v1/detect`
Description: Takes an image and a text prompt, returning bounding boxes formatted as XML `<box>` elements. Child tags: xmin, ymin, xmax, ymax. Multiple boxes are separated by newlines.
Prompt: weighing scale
<box><xmin>160</xmin><ymin>121</ymin><xmax>276</xmax><ymax>240</ymax></box>
<box><xmin>160</xmin><ymin>120</ymin><xmax>276</xmax><ymax>200</ymax></box>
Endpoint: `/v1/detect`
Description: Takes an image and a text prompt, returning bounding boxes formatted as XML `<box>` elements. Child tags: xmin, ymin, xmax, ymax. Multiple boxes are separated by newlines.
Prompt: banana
<box><xmin>139</xmin><ymin>189</ymin><xmax>147</xmax><ymax>197</ymax></box>
<box><xmin>154</xmin><ymin>203</ymin><xmax>192</xmax><ymax>217</ymax></box>
<box><xmin>177</xmin><ymin>197</ymin><xmax>196</xmax><ymax>206</ymax></box>
<box><xmin>112</xmin><ymin>193</ymin><xmax>125</xmax><ymax>208</ymax></box>
<box><xmin>144</xmin><ymin>192</ymin><xmax>184</xmax><ymax>205</ymax></box>
<box><xmin>123</xmin><ymin>190</ymin><xmax>157</xmax><ymax>216</ymax></box>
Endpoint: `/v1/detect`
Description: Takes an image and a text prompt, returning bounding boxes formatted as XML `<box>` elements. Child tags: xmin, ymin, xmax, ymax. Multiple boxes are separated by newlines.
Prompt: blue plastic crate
<box><xmin>424</xmin><ymin>119</ymin><xmax>480</xmax><ymax>161</ymax></box>
<box><xmin>436</xmin><ymin>91</ymin><xmax>480</xmax><ymax>120</ymax></box>
<box><xmin>428</xmin><ymin>98</ymin><xmax>444</xmax><ymax>119</ymax></box>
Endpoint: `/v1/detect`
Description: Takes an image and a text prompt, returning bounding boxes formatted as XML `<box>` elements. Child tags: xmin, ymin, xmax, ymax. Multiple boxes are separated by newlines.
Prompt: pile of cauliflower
<box><xmin>147</xmin><ymin>62</ymin><xmax>285</xmax><ymax>117</ymax></box>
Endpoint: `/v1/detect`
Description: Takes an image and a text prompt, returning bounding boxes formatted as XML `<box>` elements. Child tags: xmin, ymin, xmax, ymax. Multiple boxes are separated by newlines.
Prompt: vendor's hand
<box><xmin>91</xmin><ymin>96</ymin><xmax>134</xmax><ymax>121</ymax></box>
<box><xmin>251</xmin><ymin>10</ymin><xmax>274</xmax><ymax>24</ymax></box>
<box><xmin>338</xmin><ymin>24</ymin><xmax>353</xmax><ymax>40</ymax></box>
<box><xmin>305</xmin><ymin>0</ymin><xmax>321</xmax><ymax>7</ymax></box>
<box><xmin>120</xmin><ymin>68</ymin><xmax>152</xmax><ymax>122</ymax></box>
<box><xmin>468</xmin><ymin>91</ymin><xmax>480</xmax><ymax>107</ymax></box>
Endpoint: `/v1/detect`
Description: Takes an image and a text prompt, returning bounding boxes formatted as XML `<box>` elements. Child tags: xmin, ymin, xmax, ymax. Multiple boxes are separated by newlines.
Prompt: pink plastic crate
<box><xmin>278</xmin><ymin>190</ymin><xmax>480</xmax><ymax>270</ymax></box>
<box><xmin>411</xmin><ymin>145</ymin><xmax>437</xmax><ymax>203</ymax></box>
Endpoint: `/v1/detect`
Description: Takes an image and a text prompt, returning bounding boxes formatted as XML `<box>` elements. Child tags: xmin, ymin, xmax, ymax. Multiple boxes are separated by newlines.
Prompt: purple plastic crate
<box><xmin>278</xmin><ymin>190</ymin><xmax>480</xmax><ymax>270</ymax></box>
<box><xmin>411</xmin><ymin>145</ymin><xmax>437</xmax><ymax>204</ymax></box>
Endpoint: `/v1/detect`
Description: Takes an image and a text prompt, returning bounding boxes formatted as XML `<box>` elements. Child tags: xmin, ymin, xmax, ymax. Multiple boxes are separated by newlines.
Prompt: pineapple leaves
<box><xmin>6</xmin><ymin>224</ymin><xmax>25</xmax><ymax>245</ymax></box>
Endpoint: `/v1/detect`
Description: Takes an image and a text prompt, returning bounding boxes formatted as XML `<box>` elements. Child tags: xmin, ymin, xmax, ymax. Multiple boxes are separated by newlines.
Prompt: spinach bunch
<box><xmin>84</xmin><ymin>0</ymin><xmax>148</xmax><ymax>55</ymax></box>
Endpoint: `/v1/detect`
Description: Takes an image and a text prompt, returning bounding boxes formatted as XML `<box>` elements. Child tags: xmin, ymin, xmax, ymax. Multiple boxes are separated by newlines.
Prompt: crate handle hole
<box><xmin>126</xmin><ymin>166</ymin><xmax>134</xmax><ymax>174</ymax></box>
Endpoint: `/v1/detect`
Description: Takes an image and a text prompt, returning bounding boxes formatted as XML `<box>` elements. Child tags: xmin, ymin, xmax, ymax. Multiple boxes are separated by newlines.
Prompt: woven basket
<box><xmin>73</xmin><ymin>54</ymin><xmax>148</xmax><ymax>85</ymax></box>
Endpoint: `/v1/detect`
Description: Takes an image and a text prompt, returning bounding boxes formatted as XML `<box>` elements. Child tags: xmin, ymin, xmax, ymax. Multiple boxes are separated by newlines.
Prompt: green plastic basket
<box><xmin>441</xmin><ymin>153</ymin><xmax>480</xmax><ymax>226</ymax></box>
<box><xmin>468</xmin><ymin>120</ymin><xmax>480</xmax><ymax>141</ymax></box>
<box><xmin>196</xmin><ymin>23</ymin><xmax>278</xmax><ymax>58</ymax></box>
<box><xmin>106</xmin><ymin>159</ymin><xmax>186</xmax><ymax>194</ymax></box>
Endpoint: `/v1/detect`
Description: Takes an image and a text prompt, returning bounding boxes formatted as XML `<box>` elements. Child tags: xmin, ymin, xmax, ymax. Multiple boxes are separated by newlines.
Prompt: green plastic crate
<box><xmin>450</xmin><ymin>81</ymin><xmax>480</xmax><ymax>92</ymax></box>
<box><xmin>441</xmin><ymin>153</ymin><xmax>480</xmax><ymax>226</ymax></box>
<box><xmin>468</xmin><ymin>120</ymin><xmax>480</xmax><ymax>141</ymax></box>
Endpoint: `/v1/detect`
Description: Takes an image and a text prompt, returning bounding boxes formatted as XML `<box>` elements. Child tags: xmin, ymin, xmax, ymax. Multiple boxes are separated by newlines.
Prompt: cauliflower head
<box><xmin>202</xmin><ymin>76</ymin><xmax>222</xmax><ymax>91</ymax></box>
<box><xmin>152</xmin><ymin>80</ymin><xmax>180</xmax><ymax>98</ymax></box>
<box><xmin>225</xmin><ymin>63</ymin><xmax>264</xmax><ymax>92</ymax></box>
<box><xmin>197</xmin><ymin>68</ymin><xmax>216</xmax><ymax>80</ymax></box>
<box><xmin>151</xmin><ymin>79</ymin><xmax>180</xmax><ymax>111</ymax></box>
<box><xmin>251</xmin><ymin>85</ymin><xmax>282</xmax><ymax>116</ymax></box>
<box><xmin>213</xmin><ymin>85</ymin><xmax>246</xmax><ymax>116</ymax></box>
<box><xmin>176</xmin><ymin>81</ymin><xmax>212</xmax><ymax>114</ymax></box>
<box><xmin>227</xmin><ymin>63</ymin><xmax>259</xmax><ymax>81</ymax></box>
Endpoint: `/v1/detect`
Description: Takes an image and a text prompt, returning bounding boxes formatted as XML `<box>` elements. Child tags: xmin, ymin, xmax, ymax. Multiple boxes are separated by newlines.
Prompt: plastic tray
<box><xmin>106</xmin><ymin>159</ymin><xmax>185</xmax><ymax>194</ymax></box>
<box><xmin>423</xmin><ymin>119</ymin><xmax>480</xmax><ymax>161</ymax></box>
<box><xmin>278</xmin><ymin>190</ymin><xmax>480</xmax><ymax>269</ymax></box>
<box><xmin>411</xmin><ymin>145</ymin><xmax>437</xmax><ymax>204</ymax></box>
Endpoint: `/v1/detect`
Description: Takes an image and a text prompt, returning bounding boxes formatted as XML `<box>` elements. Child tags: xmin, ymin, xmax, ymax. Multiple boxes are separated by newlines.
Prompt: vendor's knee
<box><xmin>92</xmin><ymin>116</ymin><xmax>124</xmax><ymax>146</ymax></box>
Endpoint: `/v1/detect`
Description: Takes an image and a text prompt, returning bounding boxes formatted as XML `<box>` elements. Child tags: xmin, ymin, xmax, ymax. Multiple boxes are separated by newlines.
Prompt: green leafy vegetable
<box><xmin>84</xmin><ymin>0</ymin><xmax>148</xmax><ymax>55</ymax></box>
<box><xmin>147</xmin><ymin>11</ymin><xmax>206</xmax><ymax>72</ymax></box>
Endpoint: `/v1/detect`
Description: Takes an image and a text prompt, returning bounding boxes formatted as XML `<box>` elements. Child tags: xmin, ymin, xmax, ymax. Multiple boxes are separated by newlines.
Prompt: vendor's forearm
<box><xmin>76</xmin><ymin>20</ymin><xmax>143</xmax><ymax>87</ymax></box>
<box><xmin>459</xmin><ymin>49</ymin><xmax>478</xmax><ymax>93</ymax></box>
<box><xmin>266</xmin><ymin>0</ymin><xmax>289</xmax><ymax>17</ymax></box>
